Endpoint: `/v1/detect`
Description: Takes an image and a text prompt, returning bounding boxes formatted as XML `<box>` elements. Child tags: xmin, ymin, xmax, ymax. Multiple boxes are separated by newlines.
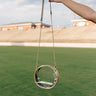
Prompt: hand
<box><xmin>49</xmin><ymin>0</ymin><xmax>62</xmax><ymax>3</ymax></box>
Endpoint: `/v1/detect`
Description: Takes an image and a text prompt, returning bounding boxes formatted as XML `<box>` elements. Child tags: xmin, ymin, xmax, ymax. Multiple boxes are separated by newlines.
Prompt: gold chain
<box><xmin>36</xmin><ymin>0</ymin><xmax>56</xmax><ymax>70</ymax></box>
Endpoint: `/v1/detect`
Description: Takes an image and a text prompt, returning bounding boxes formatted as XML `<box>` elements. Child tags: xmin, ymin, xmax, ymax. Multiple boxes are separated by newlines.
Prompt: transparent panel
<box><xmin>35</xmin><ymin>66</ymin><xmax>57</xmax><ymax>89</ymax></box>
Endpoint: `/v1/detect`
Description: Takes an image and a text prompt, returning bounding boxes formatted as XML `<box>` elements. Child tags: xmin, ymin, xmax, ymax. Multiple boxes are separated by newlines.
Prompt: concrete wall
<box><xmin>1</xmin><ymin>42</ymin><xmax>96</xmax><ymax>48</ymax></box>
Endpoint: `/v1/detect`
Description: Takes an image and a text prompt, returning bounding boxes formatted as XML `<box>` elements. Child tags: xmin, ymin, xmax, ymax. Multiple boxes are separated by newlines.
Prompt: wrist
<box><xmin>61</xmin><ymin>0</ymin><xmax>72</xmax><ymax>5</ymax></box>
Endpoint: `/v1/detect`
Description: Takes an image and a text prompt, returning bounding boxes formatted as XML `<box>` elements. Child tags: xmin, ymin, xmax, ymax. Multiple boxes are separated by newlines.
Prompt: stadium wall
<box><xmin>1</xmin><ymin>42</ymin><xmax>96</xmax><ymax>48</ymax></box>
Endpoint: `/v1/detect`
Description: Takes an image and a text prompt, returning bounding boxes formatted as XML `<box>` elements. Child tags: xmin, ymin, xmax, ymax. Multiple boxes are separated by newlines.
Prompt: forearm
<box><xmin>49</xmin><ymin>0</ymin><xmax>96</xmax><ymax>23</ymax></box>
<box><xmin>61</xmin><ymin>0</ymin><xmax>96</xmax><ymax>22</ymax></box>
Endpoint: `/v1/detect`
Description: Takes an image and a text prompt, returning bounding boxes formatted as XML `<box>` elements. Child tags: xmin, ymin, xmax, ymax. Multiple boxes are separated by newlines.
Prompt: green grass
<box><xmin>0</xmin><ymin>46</ymin><xmax>96</xmax><ymax>96</ymax></box>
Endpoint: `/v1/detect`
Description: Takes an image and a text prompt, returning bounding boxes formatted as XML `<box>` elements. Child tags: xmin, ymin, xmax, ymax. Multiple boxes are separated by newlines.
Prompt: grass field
<box><xmin>0</xmin><ymin>46</ymin><xmax>96</xmax><ymax>96</ymax></box>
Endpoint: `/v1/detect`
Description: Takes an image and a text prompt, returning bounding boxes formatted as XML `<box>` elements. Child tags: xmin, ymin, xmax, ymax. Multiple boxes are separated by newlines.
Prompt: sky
<box><xmin>0</xmin><ymin>0</ymin><xmax>96</xmax><ymax>27</ymax></box>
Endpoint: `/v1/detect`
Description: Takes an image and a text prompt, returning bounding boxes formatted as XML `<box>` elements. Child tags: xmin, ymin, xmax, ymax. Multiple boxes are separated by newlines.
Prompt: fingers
<box><xmin>49</xmin><ymin>0</ymin><xmax>55</xmax><ymax>2</ymax></box>
<box><xmin>49</xmin><ymin>0</ymin><xmax>61</xmax><ymax>3</ymax></box>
